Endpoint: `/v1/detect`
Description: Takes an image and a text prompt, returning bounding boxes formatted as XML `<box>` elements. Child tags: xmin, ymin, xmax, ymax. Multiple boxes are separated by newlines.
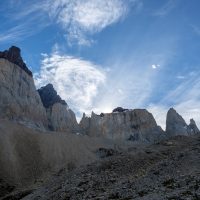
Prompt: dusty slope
<box><xmin>0</xmin><ymin>120</ymin><xmax>116</xmax><ymax>198</ymax></box>
<box><xmin>20</xmin><ymin>135</ymin><xmax>200</xmax><ymax>200</ymax></box>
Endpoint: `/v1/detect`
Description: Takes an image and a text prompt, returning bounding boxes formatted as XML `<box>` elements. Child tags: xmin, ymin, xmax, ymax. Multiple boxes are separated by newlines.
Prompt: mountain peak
<box><xmin>112</xmin><ymin>107</ymin><xmax>128</xmax><ymax>113</ymax></box>
<box><xmin>0</xmin><ymin>46</ymin><xmax>32</xmax><ymax>77</ymax></box>
<box><xmin>38</xmin><ymin>83</ymin><xmax>67</xmax><ymax>109</ymax></box>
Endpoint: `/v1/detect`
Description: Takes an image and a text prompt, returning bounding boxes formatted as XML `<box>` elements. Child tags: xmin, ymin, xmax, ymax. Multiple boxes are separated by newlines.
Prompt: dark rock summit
<box><xmin>38</xmin><ymin>84</ymin><xmax>79</xmax><ymax>132</ymax></box>
<box><xmin>38</xmin><ymin>84</ymin><xmax>67</xmax><ymax>108</ymax></box>
<box><xmin>112</xmin><ymin>107</ymin><xmax>128</xmax><ymax>113</ymax></box>
<box><xmin>0</xmin><ymin>46</ymin><xmax>32</xmax><ymax>77</ymax></box>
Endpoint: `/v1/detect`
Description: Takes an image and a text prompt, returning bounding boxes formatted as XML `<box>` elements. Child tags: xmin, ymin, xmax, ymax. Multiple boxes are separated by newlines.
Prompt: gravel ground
<box><xmin>8</xmin><ymin>134</ymin><xmax>199</xmax><ymax>200</ymax></box>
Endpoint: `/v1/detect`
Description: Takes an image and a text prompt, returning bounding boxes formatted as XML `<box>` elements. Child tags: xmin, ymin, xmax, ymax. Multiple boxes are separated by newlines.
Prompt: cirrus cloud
<box><xmin>148</xmin><ymin>71</ymin><xmax>200</xmax><ymax>129</ymax></box>
<box><xmin>34</xmin><ymin>51</ymin><xmax>106</xmax><ymax>116</ymax></box>
<box><xmin>47</xmin><ymin>0</ymin><xmax>141</xmax><ymax>45</ymax></box>
<box><xmin>1</xmin><ymin>0</ymin><xmax>141</xmax><ymax>45</ymax></box>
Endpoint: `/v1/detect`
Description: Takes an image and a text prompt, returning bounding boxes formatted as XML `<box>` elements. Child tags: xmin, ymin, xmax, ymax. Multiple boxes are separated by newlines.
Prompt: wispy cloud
<box><xmin>149</xmin><ymin>71</ymin><xmax>200</xmax><ymax>129</ymax></box>
<box><xmin>90</xmin><ymin>49</ymin><xmax>173</xmax><ymax>115</ymax></box>
<box><xmin>0</xmin><ymin>18</ymin><xmax>49</xmax><ymax>43</ymax></box>
<box><xmin>0</xmin><ymin>1</ymin><xmax>49</xmax><ymax>43</ymax></box>
<box><xmin>0</xmin><ymin>0</ymin><xmax>140</xmax><ymax>45</ymax></box>
<box><xmin>34</xmin><ymin>44</ymin><xmax>171</xmax><ymax>119</ymax></box>
<box><xmin>153</xmin><ymin>0</ymin><xmax>177</xmax><ymax>17</ymax></box>
<box><xmin>0</xmin><ymin>24</ymin><xmax>28</xmax><ymax>43</ymax></box>
<box><xmin>91</xmin><ymin>65</ymin><xmax>159</xmax><ymax>114</ymax></box>
<box><xmin>148</xmin><ymin>104</ymin><xmax>168</xmax><ymax>129</ymax></box>
<box><xmin>176</xmin><ymin>75</ymin><xmax>185</xmax><ymax>79</ymax></box>
<box><xmin>47</xmin><ymin>0</ymin><xmax>141</xmax><ymax>45</ymax></box>
<box><xmin>34</xmin><ymin>49</ymin><xmax>106</xmax><ymax>117</ymax></box>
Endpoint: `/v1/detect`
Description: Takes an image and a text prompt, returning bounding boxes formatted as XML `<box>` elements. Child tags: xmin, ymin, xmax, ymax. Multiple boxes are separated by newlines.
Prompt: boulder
<box><xmin>112</xmin><ymin>107</ymin><xmax>128</xmax><ymax>113</ymax></box>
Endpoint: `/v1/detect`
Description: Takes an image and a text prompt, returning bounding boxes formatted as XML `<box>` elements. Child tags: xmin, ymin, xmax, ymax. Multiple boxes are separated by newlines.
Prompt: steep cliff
<box><xmin>38</xmin><ymin>84</ymin><xmax>79</xmax><ymax>133</ymax></box>
<box><xmin>188</xmin><ymin>118</ymin><xmax>200</xmax><ymax>134</ymax></box>
<box><xmin>38</xmin><ymin>84</ymin><xmax>67</xmax><ymax>108</ymax></box>
<box><xmin>80</xmin><ymin>108</ymin><xmax>165</xmax><ymax>143</ymax></box>
<box><xmin>0</xmin><ymin>47</ymin><xmax>79</xmax><ymax>133</ymax></box>
<box><xmin>166</xmin><ymin>108</ymin><xmax>199</xmax><ymax>136</ymax></box>
<box><xmin>0</xmin><ymin>55</ymin><xmax>47</xmax><ymax>129</ymax></box>
<box><xmin>0</xmin><ymin>46</ymin><xmax>32</xmax><ymax>77</ymax></box>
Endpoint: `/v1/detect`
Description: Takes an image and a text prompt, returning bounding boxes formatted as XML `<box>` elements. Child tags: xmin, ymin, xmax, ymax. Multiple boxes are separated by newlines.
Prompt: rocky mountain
<box><xmin>0</xmin><ymin>46</ymin><xmax>200</xmax><ymax>200</ymax></box>
<box><xmin>0</xmin><ymin>46</ymin><xmax>78</xmax><ymax>133</ymax></box>
<box><xmin>80</xmin><ymin>109</ymin><xmax>166</xmax><ymax>143</ymax></box>
<box><xmin>0</xmin><ymin>51</ymin><xmax>48</xmax><ymax>129</ymax></box>
<box><xmin>38</xmin><ymin>84</ymin><xmax>79</xmax><ymax>132</ymax></box>
<box><xmin>80</xmin><ymin>107</ymin><xmax>200</xmax><ymax>143</ymax></box>
<box><xmin>166</xmin><ymin>108</ymin><xmax>199</xmax><ymax>136</ymax></box>
<box><xmin>0</xmin><ymin>46</ymin><xmax>199</xmax><ymax>139</ymax></box>
<box><xmin>0</xmin><ymin>46</ymin><xmax>32</xmax><ymax>77</ymax></box>
<box><xmin>188</xmin><ymin>118</ymin><xmax>200</xmax><ymax>134</ymax></box>
<box><xmin>38</xmin><ymin>84</ymin><xmax>67</xmax><ymax>108</ymax></box>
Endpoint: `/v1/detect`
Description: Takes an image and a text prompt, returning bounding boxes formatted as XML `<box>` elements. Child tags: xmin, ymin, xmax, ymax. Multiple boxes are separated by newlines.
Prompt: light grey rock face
<box><xmin>79</xmin><ymin>113</ymin><xmax>90</xmax><ymax>134</ymax></box>
<box><xmin>166</xmin><ymin>108</ymin><xmax>199</xmax><ymax>136</ymax></box>
<box><xmin>38</xmin><ymin>84</ymin><xmax>79</xmax><ymax>133</ymax></box>
<box><xmin>46</xmin><ymin>103</ymin><xmax>79</xmax><ymax>133</ymax></box>
<box><xmin>0</xmin><ymin>58</ymin><xmax>48</xmax><ymax>129</ymax></box>
<box><xmin>187</xmin><ymin>119</ymin><xmax>200</xmax><ymax>135</ymax></box>
<box><xmin>80</xmin><ymin>109</ymin><xmax>165</xmax><ymax>143</ymax></box>
<box><xmin>166</xmin><ymin>108</ymin><xmax>188</xmax><ymax>136</ymax></box>
<box><xmin>0</xmin><ymin>47</ymin><xmax>78</xmax><ymax>133</ymax></box>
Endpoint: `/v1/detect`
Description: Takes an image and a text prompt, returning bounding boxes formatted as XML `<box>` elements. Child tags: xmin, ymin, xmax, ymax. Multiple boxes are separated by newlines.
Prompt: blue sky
<box><xmin>1</xmin><ymin>0</ymin><xmax>200</xmax><ymax>128</ymax></box>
